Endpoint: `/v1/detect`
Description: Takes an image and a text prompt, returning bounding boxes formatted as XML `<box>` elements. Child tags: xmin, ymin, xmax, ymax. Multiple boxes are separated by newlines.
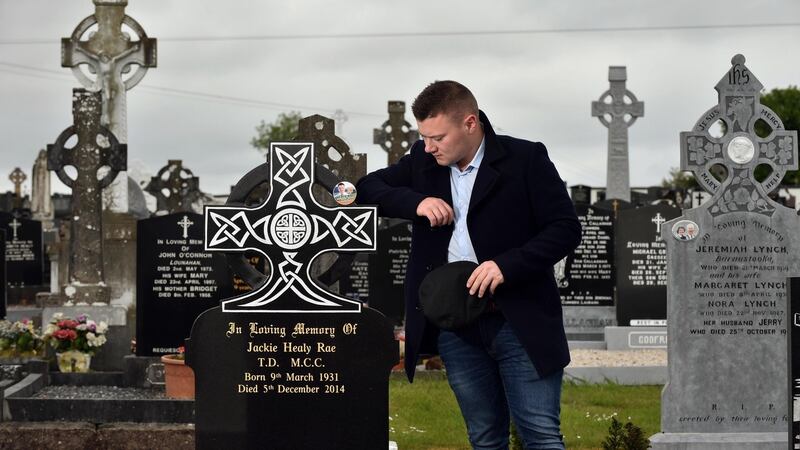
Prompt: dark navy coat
<box><xmin>356</xmin><ymin>111</ymin><xmax>581</xmax><ymax>381</ymax></box>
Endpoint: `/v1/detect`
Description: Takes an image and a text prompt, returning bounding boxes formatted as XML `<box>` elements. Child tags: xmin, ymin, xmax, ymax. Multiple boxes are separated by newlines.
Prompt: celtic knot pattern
<box><xmin>204</xmin><ymin>142</ymin><xmax>377</xmax><ymax>313</ymax></box>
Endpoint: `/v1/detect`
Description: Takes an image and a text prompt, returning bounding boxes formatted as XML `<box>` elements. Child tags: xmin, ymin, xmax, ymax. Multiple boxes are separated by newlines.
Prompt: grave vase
<box><xmin>162</xmin><ymin>355</ymin><xmax>195</xmax><ymax>399</ymax></box>
<box><xmin>56</xmin><ymin>350</ymin><xmax>92</xmax><ymax>373</ymax></box>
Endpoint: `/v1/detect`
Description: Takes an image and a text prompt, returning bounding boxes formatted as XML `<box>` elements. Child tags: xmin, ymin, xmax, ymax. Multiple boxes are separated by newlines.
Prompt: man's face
<box><xmin>417</xmin><ymin>112</ymin><xmax>479</xmax><ymax>168</ymax></box>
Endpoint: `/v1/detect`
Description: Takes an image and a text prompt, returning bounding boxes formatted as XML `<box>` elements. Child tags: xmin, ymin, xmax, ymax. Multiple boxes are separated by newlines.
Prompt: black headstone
<box><xmin>570</xmin><ymin>185</ymin><xmax>592</xmax><ymax>205</ymax></box>
<box><xmin>790</xmin><ymin>277</ymin><xmax>800</xmax><ymax>447</ymax></box>
<box><xmin>0</xmin><ymin>230</ymin><xmax>6</xmax><ymax>318</ymax></box>
<box><xmin>367</xmin><ymin>219</ymin><xmax>411</xmax><ymax>325</ymax></box>
<box><xmin>0</xmin><ymin>212</ymin><xmax>43</xmax><ymax>287</ymax></box>
<box><xmin>558</xmin><ymin>204</ymin><xmax>614</xmax><ymax>306</ymax></box>
<box><xmin>339</xmin><ymin>253</ymin><xmax>370</xmax><ymax>303</ymax></box>
<box><xmin>186</xmin><ymin>307</ymin><xmax>396</xmax><ymax>449</ymax></box>
<box><xmin>135</xmin><ymin>212</ymin><xmax>229</xmax><ymax>356</ymax></box>
<box><xmin>188</xmin><ymin>142</ymin><xmax>396</xmax><ymax>449</ymax></box>
<box><xmin>615</xmin><ymin>203</ymin><xmax>681</xmax><ymax>326</ymax></box>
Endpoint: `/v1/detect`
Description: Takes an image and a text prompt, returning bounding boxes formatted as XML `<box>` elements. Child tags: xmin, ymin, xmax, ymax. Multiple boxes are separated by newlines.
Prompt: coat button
<box><xmin>425</xmin><ymin>265</ymin><xmax>432</xmax><ymax>271</ymax></box>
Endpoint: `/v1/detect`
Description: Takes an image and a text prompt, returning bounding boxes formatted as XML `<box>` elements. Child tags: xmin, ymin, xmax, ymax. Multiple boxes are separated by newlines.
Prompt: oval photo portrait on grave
<box><xmin>671</xmin><ymin>220</ymin><xmax>699</xmax><ymax>241</ymax></box>
<box><xmin>332</xmin><ymin>181</ymin><xmax>357</xmax><ymax>206</ymax></box>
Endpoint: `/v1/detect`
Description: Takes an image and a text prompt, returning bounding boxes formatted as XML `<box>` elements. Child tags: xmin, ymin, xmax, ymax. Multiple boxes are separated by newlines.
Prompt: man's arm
<box><xmin>491</xmin><ymin>143</ymin><xmax>582</xmax><ymax>286</ymax></box>
<box><xmin>356</xmin><ymin>146</ymin><xmax>454</xmax><ymax>226</ymax></box>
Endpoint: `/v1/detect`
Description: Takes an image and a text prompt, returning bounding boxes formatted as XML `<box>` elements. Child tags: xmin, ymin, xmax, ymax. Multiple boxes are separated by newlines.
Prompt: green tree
<box><xmin>758</xmin><ymin>86</ymin><xmax>800</xmax><ymax>185</ymax></box>
<box><xmin>661</xmin><ymin>166</ymin><xmax>699</xmax><ymax>189</ymax></box>
<box><xmin>250</xmin><ymin>111</ymin><xmax>303</xmax><ymax>154</ymax></box>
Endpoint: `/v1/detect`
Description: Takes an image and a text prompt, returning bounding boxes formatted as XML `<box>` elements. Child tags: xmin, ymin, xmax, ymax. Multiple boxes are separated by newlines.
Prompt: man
<box><xmin>357</xmin><ymin>81</ymin><xmax>580</xmax><ymax>449</ymax></box>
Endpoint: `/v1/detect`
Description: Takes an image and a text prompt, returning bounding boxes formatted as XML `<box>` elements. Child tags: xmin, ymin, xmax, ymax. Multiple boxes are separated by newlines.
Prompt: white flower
<box><xmin>87</xmin><ymin>332</ymin><xmax>106</xmax><ymax>347</ymax></box>
<box><xmin>96</xmin><ymin>321</ymin><xmax>109</xmax><ymax>334</ymax></box>
<box><xmin>76</xmin><ymin>324</ymin><xmax>88</xmax><ymax>331</ymax></box>
<box><xmin>52</xmin><ymin>313</ymin><xmax>64</xmax><ymax>321</ymax></box>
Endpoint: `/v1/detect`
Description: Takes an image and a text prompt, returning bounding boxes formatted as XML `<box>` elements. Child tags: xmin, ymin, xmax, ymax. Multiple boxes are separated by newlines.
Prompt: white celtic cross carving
<box><xmin>204</xmin><ymin>142</ymin><xmax>377</xmax><ymax>313</ymax></box>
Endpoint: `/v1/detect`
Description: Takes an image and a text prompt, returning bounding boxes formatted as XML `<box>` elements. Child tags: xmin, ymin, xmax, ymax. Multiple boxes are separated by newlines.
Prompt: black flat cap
<box><xmin>418</xmin><ymin>261</ymin><xmax>487</xmax><ymax>331</ymax></box>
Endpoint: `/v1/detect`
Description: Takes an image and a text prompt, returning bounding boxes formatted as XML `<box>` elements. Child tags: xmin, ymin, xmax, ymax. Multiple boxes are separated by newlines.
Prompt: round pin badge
<box><xmin>671</xmin><ymin>220</ymin><xmax>699</xmax><ymax>241</ymax></box>
<box><xmin>332</xmin><ymin>181</ymin><xmax>357</xmax><ymax>206</ymax></box>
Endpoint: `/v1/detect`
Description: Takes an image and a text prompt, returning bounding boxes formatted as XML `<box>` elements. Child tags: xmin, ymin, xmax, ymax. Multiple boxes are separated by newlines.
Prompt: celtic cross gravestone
<box><xmin>8</xmin><ymin>168</ymin><xmax>26</xmax><ymax>210</ymax></box>
<box><xmin>373</xmin><ymin>101</ymin><xmax>419</xmax><ymax>165</ymax></box>
<box><xmin>591</xmin><ymin>66</ymin><xmax>644</xmax><ymax>203</ymax></box>
<box><xmin>47</xmin><ymin>89</ymin><xmax>126</xmax><ymax>304</ymax></box>
<box><xmin>62</xmin><ymin>0</ymin><xmax>156</xmax><ymax>212</ymax></box>
<box><xmin>651</xmin><ymin>54</ymin><xmax>800</xmax><ymax>449</ymax></box>
<box><xmin>144</xmin><ymin>160</ymin><xmax>201</xmax><ymax>214</ymax></box>
<box><xmin>187</xmin><ymin>142</ymin><xmax>396</xmax><ymax>449</ymax></box>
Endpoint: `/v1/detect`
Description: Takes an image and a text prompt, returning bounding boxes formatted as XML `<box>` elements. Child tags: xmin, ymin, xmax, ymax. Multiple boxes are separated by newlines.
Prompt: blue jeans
<box><xmin>438</xmin><ymin>314</ymin><xmax>565</xmax><ymax>450</ymax></box>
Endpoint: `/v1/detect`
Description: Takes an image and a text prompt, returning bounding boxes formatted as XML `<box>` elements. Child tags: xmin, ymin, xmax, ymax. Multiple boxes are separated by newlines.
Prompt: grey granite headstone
<box><xmin>30</xmin><ymin>150</ymin><xmax>54</xmax><ymax>225</ymax></box>
<box><xmin>62</xmin><ymin>0</ymin><xmax>156</xmax><ymax>214</ymax></box>
<box><xmin>651</xmin><ymin>55</ymin><xmax>800</xmax><ymax>449</ymax></box>
<box><xmin>591</xmin><ymin>66</ymin><xmax>644</xmax><ymax>203</ymax></box>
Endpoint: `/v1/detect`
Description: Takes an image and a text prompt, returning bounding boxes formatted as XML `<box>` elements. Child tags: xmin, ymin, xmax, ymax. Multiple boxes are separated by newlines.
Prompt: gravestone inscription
<box><xmin>651</xmin><ymin>55</ymin><xmax>800</xmax><ymax>448</ymax></box>
<box><xmin>790</xmin><ymin>278</ymin><xmax>800</xmax><ymax>447</ymax></box>
<box><xmin>615</xmin><ymin>204</ymin><xmax>680</xmax><ymax>326</ymax></box>
<box><xmin>188</xmin><ymin>142</ymin><xmax>396</xmax><ymax>449</ymax></box>
<box><xmin>0</xmin><ymin>212</ymin><xmax>43</xmax><ymax>288</ymax></box>
<box><xmin>560</xmin><ymin>204</ymin><xmax>615</xmax><ymax>339</ymax></box>
<box><xmin>368</xmin><ymin>220</ymin><xmax>411</xmax><ymax>325</ymax></box>
<box><xmin>136</xmin><ymin>212</ymin><xmax>228</xmax><ymax>356</ymax></box>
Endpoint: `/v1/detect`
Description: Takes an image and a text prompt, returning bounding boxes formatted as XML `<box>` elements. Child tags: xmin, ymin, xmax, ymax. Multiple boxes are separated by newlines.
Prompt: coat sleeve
<box><xmin>492</xmin><ymin>143</ymin><xmax>582</xmax><ymax>285</ymax></box>
<box><xmin>355</xmin><ymin>146</ymin><xmax>427</xmax><ymax>220</ymax></box>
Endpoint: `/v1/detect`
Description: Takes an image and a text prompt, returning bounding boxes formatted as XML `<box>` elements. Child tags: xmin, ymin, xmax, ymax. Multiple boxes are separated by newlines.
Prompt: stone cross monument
<box><xmin>47</xmin><ymin>89</ymin><xmax>127</xmax><ymax>304</ymax></box>
<box><xmin>62</xmin><ymin>0</ymin><xmax>156</xmax><ymax>213</ymax></box>
<box><xmin>591</xmin><ymin>66</ymin><xmax>644</xmax><ymax>203</ymax></box>
<box><xmin>31</xmin><ymin>150</ymin><xmax>54</xmax><ymax>223</ymax></box>
<box><xmin>651</xmin><ymin>54</ymin><xmax>800</xmax><ymax>449</ymax></box>
<box><xmin>8</xmin><ymin>168</ymin><xmax>26</xmax><ymax>210</ymax></box>
<box><xmin>144</xmin><ymin>160</ymin><xmax>201</xmax><ymax>214</ymax></box>
<box><xmin>373</xmin><ymin>101</ymin><xmax>419</xmax><ymax>166</ymax></box>
<box><xmin>297</xmin><ymin>115</ymin><xmax>366</xmax><ymax>185</ymax></box>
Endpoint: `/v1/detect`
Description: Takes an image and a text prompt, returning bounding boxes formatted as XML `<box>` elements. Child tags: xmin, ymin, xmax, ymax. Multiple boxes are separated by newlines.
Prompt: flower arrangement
<box><xmin>43</xmin><ymin>313</ymin><xmax>108</xmax><ymax>355</ymax></box>
<box><xmin>0</xmin><ymin>319</ymin><xmax>44</xmax><ymax>357</ymax></box>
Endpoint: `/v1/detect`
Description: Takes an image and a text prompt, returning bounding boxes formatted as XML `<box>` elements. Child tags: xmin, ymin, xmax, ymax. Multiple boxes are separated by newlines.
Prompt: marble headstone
<box><xmin>651</xmin><ymin>55</ymin><xmax>800</xmax><ymax>449</ymax></box>
<box><xmin>188</xmin><ymin>142</ymin><xmax>396</xmax><ymax>449</ymax></box>
<box><xmin>560</xmin><ymin>204</ymin><xmax>616</xmax><ymax>339</ymax></box>
<box><xmin>615</xmin><ymin>203</ymin><xmax>680</xmax><ymax>326</ymax></box>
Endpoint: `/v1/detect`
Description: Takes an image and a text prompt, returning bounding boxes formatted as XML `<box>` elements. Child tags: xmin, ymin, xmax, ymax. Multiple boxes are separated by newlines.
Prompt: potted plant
<box><xmin>43</xmin><ymin>313</ymin><xmax>108</xmax><ymax>372</ymax></box>
<box><xmin>0</xmin><ymin>319</ymin><xmax>44</xmax><ymax>359</ymax></box>
<box><xmin>162</xmin><ymin>346</ymin><xmax>195</xmax><ymax>399</ymax></box>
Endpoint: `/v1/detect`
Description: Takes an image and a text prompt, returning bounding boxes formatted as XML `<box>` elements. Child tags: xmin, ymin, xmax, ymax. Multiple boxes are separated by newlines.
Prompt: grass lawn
<box><xmin>389</xmin><ymin>373</ymin><xmax>662</xmax><ymax>450</ymax></box>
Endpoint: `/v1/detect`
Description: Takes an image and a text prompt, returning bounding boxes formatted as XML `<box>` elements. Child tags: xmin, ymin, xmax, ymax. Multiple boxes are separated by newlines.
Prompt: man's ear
<box><xmin>464</xmin><ymin>113</ymin><xmax>479</xmax><ymax>133</ymax></box>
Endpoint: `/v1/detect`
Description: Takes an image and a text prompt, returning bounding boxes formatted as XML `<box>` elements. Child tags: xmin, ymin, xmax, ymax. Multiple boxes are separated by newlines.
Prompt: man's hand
<box><xmin>416</xmin><ymin>197</ymin><xmax>454</xmax><ymax>227</ymax></box>
<box><xmin>467</xmin><ymin>261</ymin><xmax>505</xmax><ymax>298</ymax></box>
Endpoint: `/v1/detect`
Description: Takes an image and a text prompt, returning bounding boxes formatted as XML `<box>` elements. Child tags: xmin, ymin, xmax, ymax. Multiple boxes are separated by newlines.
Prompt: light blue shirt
<box><xmin>447</xmin><ymin>137</ymin><xmax>485</xmax><ymax>263</ymax></box>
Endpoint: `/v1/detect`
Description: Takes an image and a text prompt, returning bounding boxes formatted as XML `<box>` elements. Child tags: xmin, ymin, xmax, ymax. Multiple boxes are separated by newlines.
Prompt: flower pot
<box><xmin>57</xmin><ymin>350</ymin><xmax>92</xmax><ymax>373</ymax></box>
<box><xmin>162</xmin><ymin>355</ymin><xmax>195</xmax><ymax>399</ymax></box>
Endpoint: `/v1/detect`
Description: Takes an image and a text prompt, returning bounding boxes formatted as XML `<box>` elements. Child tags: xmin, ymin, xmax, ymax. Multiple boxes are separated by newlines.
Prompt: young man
<box><xmin>357</xmin><ymin>81</ymin><xmax>581</xmax><ymax>449</ymax></box>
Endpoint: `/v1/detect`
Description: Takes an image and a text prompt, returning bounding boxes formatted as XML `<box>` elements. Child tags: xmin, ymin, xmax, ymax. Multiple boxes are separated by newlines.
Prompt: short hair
<box><xmin>411</xmin><ymin>80</ymin><xmax>479</xmax><ymax>121</ymax></box>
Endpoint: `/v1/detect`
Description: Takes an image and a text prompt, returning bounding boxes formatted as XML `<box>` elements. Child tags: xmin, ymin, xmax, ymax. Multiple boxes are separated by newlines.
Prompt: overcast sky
<box><xmin>1</xmin><ymin>0</ymin><xmax>799</xmax><ymax>198</ymax></box>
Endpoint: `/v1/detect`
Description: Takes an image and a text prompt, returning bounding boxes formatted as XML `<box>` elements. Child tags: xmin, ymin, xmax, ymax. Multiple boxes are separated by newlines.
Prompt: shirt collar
<box><xmin>451</xmin><ymin>137</ymin><xmax>486</xmax><ymax>173</ymax></box>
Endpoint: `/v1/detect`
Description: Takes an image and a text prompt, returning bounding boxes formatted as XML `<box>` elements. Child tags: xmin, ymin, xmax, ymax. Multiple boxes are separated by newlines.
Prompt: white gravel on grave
<box><xmin>567</xmin><ymin>349</ymin><xmax>667</xmax><ymax>367</ymax></box>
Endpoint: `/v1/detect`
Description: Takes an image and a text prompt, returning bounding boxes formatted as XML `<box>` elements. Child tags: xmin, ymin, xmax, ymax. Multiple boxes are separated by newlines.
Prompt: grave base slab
<box><xmin>650</xmin><ymin>432</ymin><xmax>786</xmax><ymax>449</ymax></box>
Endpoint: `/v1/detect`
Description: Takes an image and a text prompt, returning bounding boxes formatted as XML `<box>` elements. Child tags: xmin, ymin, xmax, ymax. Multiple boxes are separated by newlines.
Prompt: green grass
<box><xmin>389</xmin><ymin>374</ymin><xmax>662</xmax><ymax>450</ymax></box>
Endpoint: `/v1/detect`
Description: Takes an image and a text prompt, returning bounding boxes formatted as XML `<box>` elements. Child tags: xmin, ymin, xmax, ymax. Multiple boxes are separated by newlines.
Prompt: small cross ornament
<box><xmin>205</xmin><ymin>142</ymin><xmax>376</xmax><ymax>313</ymax></box>
<box><xmin>177</xmin><ymin>215</ymin><xmax>194</xmax><ymax>239</ymax></box>
<box><xmin>680</xmin><ymin>54</ymin><xmax>798</xmax><ymax>217</ymax></box>
<box><xmin>652</xmin><ymin>213</ymin><xmax>666</xmax><ymax>233</ymax></box>
<box><xmin>373</xmin><ymin>101</ymin><xmax>419</xmax><ymax>165</ymax></box>
<box><xmin>9</xmin><ymin>218</ymin><xmax>20</xmax><ymax>241</ymax></box>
